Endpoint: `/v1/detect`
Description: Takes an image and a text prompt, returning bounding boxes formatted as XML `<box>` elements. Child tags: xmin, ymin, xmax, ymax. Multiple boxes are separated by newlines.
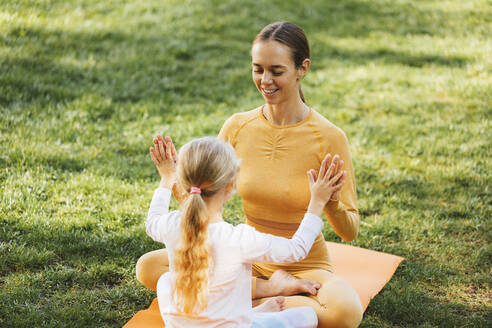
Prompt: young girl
<box><xmin>146</xmin><ymin>135</ymin><xmax>345</xmax><ymax>328</ymax></box>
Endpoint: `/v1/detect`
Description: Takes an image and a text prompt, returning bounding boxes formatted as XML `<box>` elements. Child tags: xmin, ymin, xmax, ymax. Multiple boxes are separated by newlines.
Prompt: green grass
<box><xmin>1</xmin><ymin>0</ymin><xmax>491</xmax><ymax>327</ymax></box>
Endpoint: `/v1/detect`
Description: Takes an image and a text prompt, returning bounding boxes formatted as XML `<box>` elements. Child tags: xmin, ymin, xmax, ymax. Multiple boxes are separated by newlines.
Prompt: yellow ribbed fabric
<box><xmin>218</xmin><ymin>107</ymin><xmax>360</xmax><ymax>273</ymax></box>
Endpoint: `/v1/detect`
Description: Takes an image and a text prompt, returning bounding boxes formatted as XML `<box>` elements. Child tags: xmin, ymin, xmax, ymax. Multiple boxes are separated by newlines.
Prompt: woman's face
<box><xmin>251</xmin><ymin>40</ymin><xmax>307</xmax><ymax>105</ymax></box>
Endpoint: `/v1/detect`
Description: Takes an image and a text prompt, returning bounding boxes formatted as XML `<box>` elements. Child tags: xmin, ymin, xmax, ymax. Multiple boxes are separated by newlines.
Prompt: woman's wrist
<box><xmin>326</xmin><ymin>198</ymin><xmax>340</xmax><ymax>211</ymax></box>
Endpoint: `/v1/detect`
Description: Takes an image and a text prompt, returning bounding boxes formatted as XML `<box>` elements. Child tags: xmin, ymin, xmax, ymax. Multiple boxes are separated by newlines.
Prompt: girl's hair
<box><xmin>172</xmin><ymin>137</ymin><xmax>240</xmax><ymax>314</ymax></box>
<box><xmin>253</xmin><ymin>21</ymin><xmax>310</xmax><ymax>103</ymax></box>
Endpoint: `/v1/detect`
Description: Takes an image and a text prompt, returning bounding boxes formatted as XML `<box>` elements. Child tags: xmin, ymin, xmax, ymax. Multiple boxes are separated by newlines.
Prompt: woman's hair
<box><xmin>253</xmin><ymin>21</ymin><xmax>310</xmax><ymax>103</ymax></box>
<box><xmin>172</xmin><ymin>137</ymin><xmax>240</xmax><ymax>314</ymax></box>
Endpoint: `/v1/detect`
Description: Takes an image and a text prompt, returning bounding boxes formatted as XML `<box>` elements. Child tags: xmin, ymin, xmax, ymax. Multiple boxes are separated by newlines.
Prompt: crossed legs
<box><xmin>253</xmin><ymin>269</ymin><xmax>363</xmax><ymax>328</ymax></box>
<box><xmin>136</xmin><ymin>249</ymin><xmax>363</xmax><ymax>327</ymax></box>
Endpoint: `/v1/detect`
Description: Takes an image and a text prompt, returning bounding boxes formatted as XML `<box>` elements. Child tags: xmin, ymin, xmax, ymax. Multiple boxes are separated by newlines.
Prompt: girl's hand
<box><xmin>149</xmin><ymin>134</ymin><xmax>178</xmax><ymax>189</ymax></box>
<box><xmin>310</xmin><ymin>153</ymin><xmax>345</xmax><ymax>201</ymax></box>
<box><xmin>306</xmin><ymin>154</ymin><xmax>346</xmax><ymax>217</ymax></box>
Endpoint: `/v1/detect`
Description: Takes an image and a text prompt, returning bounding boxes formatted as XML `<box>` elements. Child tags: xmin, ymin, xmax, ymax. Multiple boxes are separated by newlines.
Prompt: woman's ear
<box><xmin>297</xmin><ymin>58</ymin><xmax>311</xmax><ymax>80</ymax></box>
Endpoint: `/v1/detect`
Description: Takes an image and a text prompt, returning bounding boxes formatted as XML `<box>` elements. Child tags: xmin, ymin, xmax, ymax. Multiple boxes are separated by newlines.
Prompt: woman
<box><xmin>137</xmin><ymin>22</ymin><xmax>363</xmax><ymax>328</ymax></box>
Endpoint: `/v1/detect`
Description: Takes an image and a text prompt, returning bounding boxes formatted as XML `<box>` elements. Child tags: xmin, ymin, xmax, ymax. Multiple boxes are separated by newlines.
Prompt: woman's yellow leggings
<box><xmin>136</xmin><ymin>250</ymin><xmax>363</xmax><ymax>328</ymax></box>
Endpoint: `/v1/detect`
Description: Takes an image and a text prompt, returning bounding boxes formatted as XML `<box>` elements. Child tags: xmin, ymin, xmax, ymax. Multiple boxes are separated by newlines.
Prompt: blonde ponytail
<box><xmin>173</xmin><ymin>193</ymin><xmax>210</xmax><ymax>314</ymax></box>
<box><xmin>171</xmin><ymin>137</ymin><xmax>240</xmax><ymax>315</ymax></box>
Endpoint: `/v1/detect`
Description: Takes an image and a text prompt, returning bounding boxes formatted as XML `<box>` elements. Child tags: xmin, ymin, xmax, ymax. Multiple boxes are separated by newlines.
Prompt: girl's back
<box><xmin>152</xmin><ymin>200</ymin><xmax>254</xmax><ymax>327</ymax></box>
<box><xmin>147</xmin><ymin>188</ymin><xmax>323</xmax><ymax>327</ymax></box>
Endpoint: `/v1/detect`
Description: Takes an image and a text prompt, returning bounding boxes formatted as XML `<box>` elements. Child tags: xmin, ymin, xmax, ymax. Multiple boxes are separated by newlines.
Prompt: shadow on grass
<box><xmin>0</xmin><ymin>217</ymin><xmax>158</xmax><ymax>275</ymax></box>
<box><xmin>356</xmin><ymin>252</ymin><xmax>490</xmax><ymax>327</ymax></box>
<box><xmin>1</xmin><ymin>0</ymin><xmax>474</xmax><ymax>108</ymax></box>
<box><xmin>313</xmin><ymin>42</ymin><xmax>468</xmax><ymax>68</ymax></box>
<box><xmin>0</xmin><ymin>281</ymin><xmax>154</xmax><ymax>328</ymax></box>
<box><xmin>366</xmin><ymin>275</ymin><xmax>490</xmax><ymax>327</ymax></box>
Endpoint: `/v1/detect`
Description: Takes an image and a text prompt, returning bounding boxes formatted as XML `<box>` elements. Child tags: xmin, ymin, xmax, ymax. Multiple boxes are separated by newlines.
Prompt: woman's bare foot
<box><xmin>252</xmin><ymin>296</ymin><xmax>285</xmax><ymax>312</ymax></box>
<box><xmin>269</xmin><ymin>270</ymin><xmax>321</xmax><ymax>296</ymax></box>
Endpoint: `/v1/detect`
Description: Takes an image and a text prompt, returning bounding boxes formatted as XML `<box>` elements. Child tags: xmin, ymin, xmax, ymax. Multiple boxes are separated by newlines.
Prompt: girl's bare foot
<box><xmin>252</xmin><ymin>296</ymin><xmax>285</xmax><ymax>312</ymax></box>
<box><xmin>269</xmin><ymin>270</ymin><xmax>321</xmax><ymax>296</ymax></box>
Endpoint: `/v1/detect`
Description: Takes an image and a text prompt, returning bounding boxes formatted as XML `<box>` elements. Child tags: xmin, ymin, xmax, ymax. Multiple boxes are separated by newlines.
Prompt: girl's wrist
<box><xmin>307</xmin><ymin>199</ymin><xmax>324</xmax><ymax>217</ymax></box>
<box><xmin>159</xmin><ymin>177</ymin><xmax>175</xmax><ymax>189</ymax></box>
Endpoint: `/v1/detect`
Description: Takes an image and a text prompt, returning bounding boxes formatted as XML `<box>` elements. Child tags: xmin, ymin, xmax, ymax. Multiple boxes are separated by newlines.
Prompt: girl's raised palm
<box><xmin>149</xmin><ymin>134</ymin><xmax>178</xmax><ymax>184</ymax></box>
<box><xmin>306</xmin><ymin>154</ymin><xmax>346</xmax><ymax>217</ymax></box>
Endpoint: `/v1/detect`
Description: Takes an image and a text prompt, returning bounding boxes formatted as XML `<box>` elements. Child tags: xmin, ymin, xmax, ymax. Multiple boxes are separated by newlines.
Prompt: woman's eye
<box><xmin>253</xmin><ymin>69</ymin><xmax>282</xmax><ymax>76</ymax></box>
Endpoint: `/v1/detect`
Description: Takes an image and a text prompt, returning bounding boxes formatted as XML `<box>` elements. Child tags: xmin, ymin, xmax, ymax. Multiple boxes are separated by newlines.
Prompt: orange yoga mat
<box><xmin>123</xmin><ymin>242</ymin><xmax>404</xmax><ymax>328</ymax></box>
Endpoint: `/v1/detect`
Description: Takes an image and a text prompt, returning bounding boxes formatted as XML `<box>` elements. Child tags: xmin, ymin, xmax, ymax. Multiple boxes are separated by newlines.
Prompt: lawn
<box><xmin>0</xmin><ymin>0</ymin><xmax>490</xmax><ymax>327</ymax></box>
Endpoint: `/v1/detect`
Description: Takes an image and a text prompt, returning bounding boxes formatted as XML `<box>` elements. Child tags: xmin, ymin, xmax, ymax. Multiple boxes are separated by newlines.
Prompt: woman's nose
<box><xmin>261</xmin><ymin>72</ymin><xmax>272</xmax><ymax>84</ymax></box>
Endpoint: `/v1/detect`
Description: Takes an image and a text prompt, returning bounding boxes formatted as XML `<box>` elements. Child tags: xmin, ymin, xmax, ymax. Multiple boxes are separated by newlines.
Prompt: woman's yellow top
<box><xmin>218</xmin><ymin>107</ymin><xmax>359</xmax><ymax>273</ymax></box>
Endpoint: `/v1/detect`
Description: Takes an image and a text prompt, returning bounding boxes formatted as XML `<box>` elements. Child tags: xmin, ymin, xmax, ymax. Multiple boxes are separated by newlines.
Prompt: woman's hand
<box><xmin>309</xmin><ymin>154</ymin><xmax>346</xmax><ymax>201</ymax></box>
<box><xmin>149</xmin><ymin>134</ymin><xmax>178</xmax><ymax>189</ymax></box>
<box><xmin>326</xmin><ymin>154</ymin><xmax>345</xmax><ymax>201</ymax></box>
<box><xmin>306</xmin><ymin>154</ymin><xmax>346</xmax><ymax>217</ymax></box>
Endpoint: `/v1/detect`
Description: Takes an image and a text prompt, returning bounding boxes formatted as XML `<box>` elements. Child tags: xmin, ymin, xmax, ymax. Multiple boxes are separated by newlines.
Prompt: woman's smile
<box><xmin>262</xmin><ymin>88</ymin><xmax>280</xmax><ymax>96</ymax></box>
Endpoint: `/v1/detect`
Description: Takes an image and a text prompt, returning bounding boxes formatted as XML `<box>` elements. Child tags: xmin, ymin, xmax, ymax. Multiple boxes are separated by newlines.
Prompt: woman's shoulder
<box><xmin>218</xmin><ymin>107</ymin><xmax>261</xmax><ymax>143</ymax></box>
<box><xmin>223</xmin><ymin>107</ymin><xmax>260</xmax><ymax>127</ymax></box>
<box><xmin>310</xmin><ymin>109</ymin><xmax>348</xmax><ymax>140</ymax></box>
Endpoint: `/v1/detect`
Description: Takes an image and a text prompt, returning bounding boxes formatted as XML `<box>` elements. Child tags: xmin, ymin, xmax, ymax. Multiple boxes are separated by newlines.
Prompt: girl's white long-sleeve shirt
<box><xmin>146</xmin><ymin>188</ymin><xmax>323</xmax><ymax>328</ymax></box>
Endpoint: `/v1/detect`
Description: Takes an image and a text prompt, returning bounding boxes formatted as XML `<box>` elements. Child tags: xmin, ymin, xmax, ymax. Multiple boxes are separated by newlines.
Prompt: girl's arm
<box><xmin>238</xmin><ymin>213</ymin><xmax>323</xmax><ymax>264</ymax></box>
<box><xmin>146</xmin><ymin>187</ymin><xmax>179</xmax><ymax>243</ymax></box>
<box><xmin>240</xmin><ymin>154</ymin><xmax>345</xmax><ymax>263</ymax></box>
<box><xmin>149</xmin><ymin>134</ymin><xmax>177</xmax><ymax>190</ymax></box>
<box><xmin>145</xmin><ymin>134</ymin><xmax>180</xmax><ymax>243</ymax></box>
<box><xmin>149</xmin><ymin>134</ymin><xmax>187</xmax><ymax>204</ymax></box>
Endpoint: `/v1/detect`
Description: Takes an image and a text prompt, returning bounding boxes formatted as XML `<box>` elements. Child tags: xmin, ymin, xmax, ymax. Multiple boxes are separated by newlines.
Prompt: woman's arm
<box><xmin>323</xmin><ymin>132</ymin><xmax>360</xmax><ymax>242</ymax></box>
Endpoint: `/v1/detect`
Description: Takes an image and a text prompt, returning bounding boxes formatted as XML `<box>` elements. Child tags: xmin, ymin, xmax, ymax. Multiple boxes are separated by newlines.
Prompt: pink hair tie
<box><xmin>190</xmin><ymin>187</ymin><xmax>201</xmax><ymax>195</ymax></box>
